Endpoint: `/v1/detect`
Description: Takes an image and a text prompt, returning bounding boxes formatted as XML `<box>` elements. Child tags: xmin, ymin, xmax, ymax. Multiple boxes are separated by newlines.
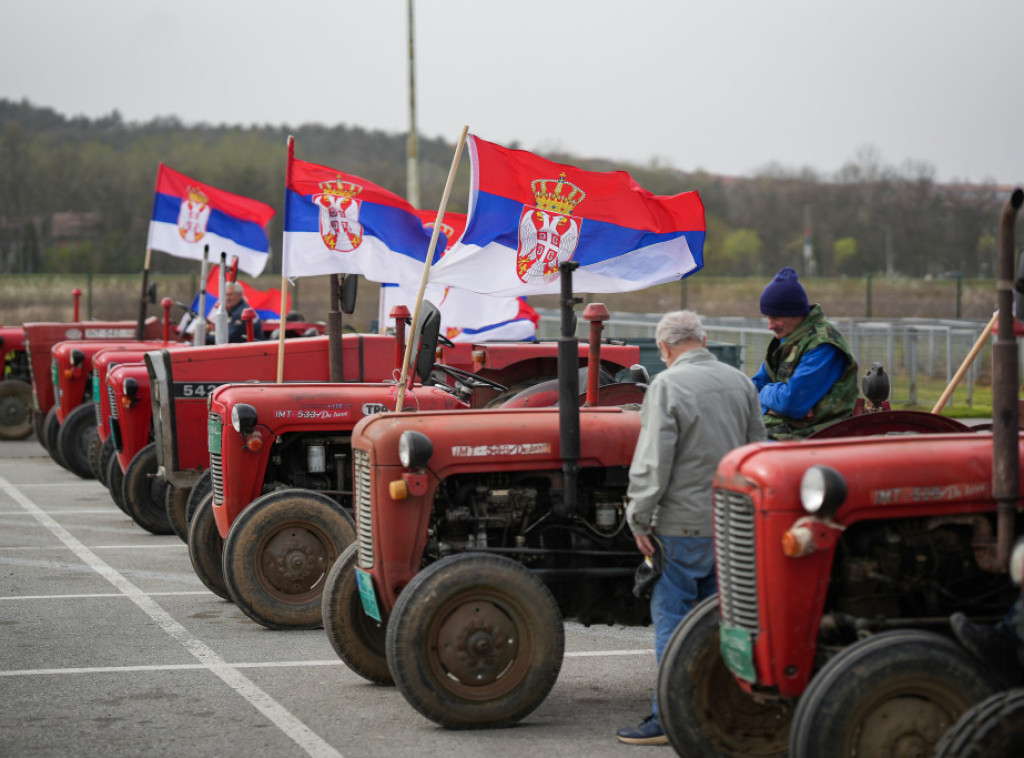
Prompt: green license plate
<box><xmin>208</xmin><ymin>420</ymin><xmax>222</xmax><ymax>454</ymax></box>
<box><xmin>355</xmin><ymin>567</ymin><xmax>382</xmax><ymax>622</ymax></box>
<box><xmin>719</xmin><ymin>623</ymin><xmax>756</xmax><ymax>683</ymax></box>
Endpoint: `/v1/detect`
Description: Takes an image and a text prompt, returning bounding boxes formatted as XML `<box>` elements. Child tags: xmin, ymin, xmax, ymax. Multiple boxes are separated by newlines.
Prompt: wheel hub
<box><xmin>436</xmin><ymin>601</ymin><xmax>516</xmax><ymax>685</ymax></box>
<box><xmin>261</xmin><ymin>528</ymin><xmax>328</xmax><ymax>594</ymax></box>
<box><xmin>1</xmin><ymin>394</ymin><xmax>28</xmax><ymax>425</ymax></box>
<box><xmin>855</xmin><ymin>696</ymin><xmax>951</xmax><ymax>757</ymax></box>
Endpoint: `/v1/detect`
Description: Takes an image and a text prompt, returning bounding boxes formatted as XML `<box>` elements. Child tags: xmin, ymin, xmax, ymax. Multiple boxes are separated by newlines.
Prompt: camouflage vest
<box><xmin>763</xmin><ymin>305</ymin><xmax>858</xmax><ymax>439</ymax></box>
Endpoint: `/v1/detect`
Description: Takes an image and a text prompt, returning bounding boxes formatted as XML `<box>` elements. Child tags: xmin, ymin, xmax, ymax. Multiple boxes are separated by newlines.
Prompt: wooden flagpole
<box><xmin>277</xmin><ymin>136</ymin><xmax>296</xmax><ymax>384</ymax></box>
<box><xmin>931</xmin><ymin>310</ymin><xmax>998</xmax><ymax>413</ymax></box>
<box><xmin>135</xmin><ymin>247</ymin><xmax>152</xmax><ymax>340</ymax></box>
<box><xmin>394</xmin><ymin>124</ymin><xmax>469</xmax><ymax>412</ymax></box>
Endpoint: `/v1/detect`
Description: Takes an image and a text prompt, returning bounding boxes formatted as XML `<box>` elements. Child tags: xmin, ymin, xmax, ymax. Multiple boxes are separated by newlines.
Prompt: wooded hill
<box><xmin>0</xmin><ymin>98</ymin><xmax>1009</xmax><ymax>280</ymax></box>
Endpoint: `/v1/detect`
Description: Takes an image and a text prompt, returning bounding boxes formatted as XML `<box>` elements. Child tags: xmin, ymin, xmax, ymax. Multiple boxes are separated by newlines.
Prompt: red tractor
<box><xmin>655</xmin><ymin>188</ymin><xmax>1024</xmax><ymax>758</ymax></box>
<box><xmin>0</xmin><ymin>323</ymin><xmax>32</xmax><ymax>440</ymax></box>
<box><xmin>199</xmin><ymin>301</ymin><xmax>642</xmax><ymax>631</ymax></box>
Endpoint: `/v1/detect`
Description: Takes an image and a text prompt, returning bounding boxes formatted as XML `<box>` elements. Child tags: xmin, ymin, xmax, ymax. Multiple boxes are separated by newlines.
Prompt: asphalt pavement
<box><xmin>0</xmin><ymin>436</ymin><xmax>662</xmax><ymax>758</ymax></box>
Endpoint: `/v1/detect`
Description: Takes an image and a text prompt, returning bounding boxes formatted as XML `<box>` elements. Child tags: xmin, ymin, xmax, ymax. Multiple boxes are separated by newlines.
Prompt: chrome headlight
<box><xmin>800</xmin><ymin>465</ymin><xmax>847</xmax><ymax>518</ymax></box>
<box><xmin>230</xmin><ymin>403</ymin><xmax>258</xmax><ymax>435</ymax></box>
<box><xmin>398</xmin><ymin>430</ymin><xmax>433</xmax><ymax>469</ymax></box>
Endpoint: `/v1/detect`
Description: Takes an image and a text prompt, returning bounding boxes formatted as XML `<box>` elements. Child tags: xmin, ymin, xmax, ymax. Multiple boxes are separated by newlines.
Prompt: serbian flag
<box><xmin>190</xmin><ymin>266</ymin><xmax>289</xmax><ymax>320</ymax></box>
<box><xmin>380</xmin><ymin>284</ymin><xmax>539</xmax><ymax>343</ymax></box>
<box><xmin>147</xmin><ymin>164</ymin><xmax>274</xmax><ymax>277</ymax></box>
<box><xmin>429</xmin><ymin>135</ymin><xmax>705</xmax><ymax>296</ymax></box>
<box><xmin>282</xmin><ymin>140</ymin><xmax>436</xmax><ymax>282</ymax></box>
<box><xmin>380</xmin><ymin>210</ymin><xmax>536</xmax><ymax>336</ymax></box>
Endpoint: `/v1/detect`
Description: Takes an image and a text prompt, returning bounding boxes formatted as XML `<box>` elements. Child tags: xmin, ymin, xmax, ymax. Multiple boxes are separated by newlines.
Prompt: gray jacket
<box><xmin>626</xmin><ymin>347</ymin><xmax>766</xmax><ymax>537</ymax></box>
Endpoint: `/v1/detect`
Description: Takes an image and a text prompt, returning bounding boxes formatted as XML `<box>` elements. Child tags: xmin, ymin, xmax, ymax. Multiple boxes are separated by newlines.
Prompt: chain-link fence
<box><xmin>536</xmin><ymin>310</ymin><xmax>996</xmax><ymax>408</ymax></box>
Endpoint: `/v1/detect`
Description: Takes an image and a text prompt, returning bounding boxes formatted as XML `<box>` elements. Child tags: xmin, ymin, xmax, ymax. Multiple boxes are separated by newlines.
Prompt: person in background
<box><xmin>752</xmin><ymin>266</ymin><xmax>858</xmax><ymax>439</ymax></box>
<box><xmin>616</xmin><ymin>310</ymin><xmax>766</xmax><ymax>746</ymax></box>
<box><xmin>210</xmin><ymin>281</ymin><xmax>264</xmax><ymax>343</ymax></box>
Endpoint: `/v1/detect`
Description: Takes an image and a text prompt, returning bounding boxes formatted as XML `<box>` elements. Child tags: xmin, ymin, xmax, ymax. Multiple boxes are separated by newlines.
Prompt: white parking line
<box><xmin>0</xmin><ymin>474</ymin><xmax>344</xmax><ymax>758</ymax></box>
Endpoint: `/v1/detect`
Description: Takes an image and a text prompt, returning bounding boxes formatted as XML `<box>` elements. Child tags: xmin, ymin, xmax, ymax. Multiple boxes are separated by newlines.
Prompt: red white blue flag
<box><xmin>381</xmin><ymin>211</ymin><xmax>537</xmax><ymax>338</ymax></box>
<box><xmin>282</xmin><ymin>141</ymin><xmax>436</xmax><ymax>282</ymax></box>
<box><xmin>429</xmin><ymin>135</ymin><xmax>705</xmax><ymax>296</ymax></box>
<box><xmin>147</xmin><ymin>164</ymin><xmax>274</xmax><ymax>277</ymax></box>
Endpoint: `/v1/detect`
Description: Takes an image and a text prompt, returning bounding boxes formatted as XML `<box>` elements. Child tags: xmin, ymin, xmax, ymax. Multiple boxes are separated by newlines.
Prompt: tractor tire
<box><xmin>789</xmin><ymin>629</ymin><xmax>1000</xmax><ymax>758</ymax></box>
<box><xmin>166</xmin><ymin>485</ymin><xmax>190</xmax><ymax>544</ymax></box>
<box><xmin>386</xmin><ymin>553</ymin><xmax>564</xmax><ymax>729</ymax></box>
<box><xmin>44</xmin><ymin>406</ymin><xmax>71</xmax><ymax>471</ymax></box>
<box><xmin>221</xmin><ymin>489</ymin><xmax>355</xmax><ymax>630</ymax></box>
<box><xmin>87</xmin><ymin>427</ymin><xmax>105</xmax><ymax>481</ymax></box>
<box><xmin>322</xmin><ymin>543</ymin><xmax>392</xmax><ymax>685</ymax></box>
<box><xmin>97</xmin><ymin>435</ymin><xmax>115</xmax><ymax>488</ymax></box>
<box><xmin>55</xmin><ymin>402</ymin><xmax>97</xmax><ymax>479</ymax></box>
<box><xmin>185</xmin><ymin>469</ymin><xmax>213</xmax><ymax>527</ymax></box>
<box><xmin>934</xmin><ymin>688</ymin><xmax>1024</xmax><ymax>758</ymax></box>
<box><xmin>0</xmin><ymin>379</ymin><xmax>33</xmax><ymax>440</ymax></box>
<box><xmin>657</xmin><ymin>595</ymin><xmax>791</xmax><ymax>757</ymax></box>
<box><xmin>105</xmin><ymin>450</ymin><xmax>126</xmax><ymax>514</ymax></box>
<box><xmin>187</xmin><ymin>493</ymin><xmax>229</xmax><ymax>600</ymax></box>
<box><xmin>122</xmin><ymin>443</ymin><xmax>172</xmax><ymax>535</ymax></box>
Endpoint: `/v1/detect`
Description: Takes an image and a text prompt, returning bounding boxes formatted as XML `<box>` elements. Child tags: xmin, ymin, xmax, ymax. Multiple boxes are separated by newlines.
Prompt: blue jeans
<box><xmin>650</xmin><ymin>535</ymin><xmax>717</xmax><ymax>718</ymax></box>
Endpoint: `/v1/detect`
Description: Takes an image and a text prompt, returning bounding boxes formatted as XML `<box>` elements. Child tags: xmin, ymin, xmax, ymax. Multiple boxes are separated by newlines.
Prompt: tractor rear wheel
<box><xmin>221</xmin><ymin>490</ymin><xmax>355</xmax><ymax>630</ymax></box>
<box><xmin>0</xmin><ymin>379</ymin><xmax>33</xmax><ymax>440</ymax></box>
<box><xmin>187</xmin><ymin>493</ymin><xmax>229</xmax><ymax>600</ymax></box>
<box><xmin>322</xmin><ymin>543</ymin><xmax>392</xmax><ymax>684</ymax></box>
<box><xmin>87</xmin><ymin>428</ymin><xmax>104</xmax><ymax>480</ymax></box>
<box><xmin>386</xmin><ymin>553</ymin><xmax>564</xmax><ymax>729</ymax></box>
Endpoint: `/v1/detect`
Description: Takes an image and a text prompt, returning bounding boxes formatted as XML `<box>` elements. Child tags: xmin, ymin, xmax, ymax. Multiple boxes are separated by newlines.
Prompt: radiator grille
<box><xmin>353</xmin><ymin>448</ymin><xmax>373</xmax><ymax>569</ymax></box>
<box><xmin>714</xmin><ymin>488</ymin><xmax>759</xmax><ymax>633</ymax></box>
<box><xmin>209</xmin><ymin>413</ymin><xmax>223</xmax><ymax>505</ymax></box>
<box><xmin>93</xmin><ymin>370</ymin><xmax>102</xmax><ymax>426</ymax></box>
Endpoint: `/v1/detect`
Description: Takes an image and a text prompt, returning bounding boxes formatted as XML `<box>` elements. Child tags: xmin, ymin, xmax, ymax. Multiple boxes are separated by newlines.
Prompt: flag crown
<box><xmin>531</xmin><ymin>173</ymin><xmax>585</xmax><ymax>214</ymax></box>
<box><xmin>318</xmin><ymin>178</ymin><xmax>363</xmax><ymax>199</ymax></box>
<box><xmin>186</xmin><ymin>185</ymin><xmax>209</xmax><ymax>204</ymax></box>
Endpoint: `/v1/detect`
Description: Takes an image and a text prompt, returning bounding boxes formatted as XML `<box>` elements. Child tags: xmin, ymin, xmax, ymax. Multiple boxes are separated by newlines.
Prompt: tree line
<box><xmin>0</xmin><ymin>98</ymin><xmax>1008</xmax><ymax>280</ymax></box>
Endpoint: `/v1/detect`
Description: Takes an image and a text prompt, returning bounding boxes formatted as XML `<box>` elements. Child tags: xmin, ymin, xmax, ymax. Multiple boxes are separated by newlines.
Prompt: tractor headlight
<box><xmin>70</xmin><ymin>348</ymin><xmax>85</xmax><ymax>368</ymax></box>
<box><xmin>123</xmin><ymin>377</ymin><xmax>139</xmax><ymax>398</ymax></box>
<box><xmin>230</xmin><ymin>403</ymin><xmax>258</xmax><ymax>435</ymax></box>
<box><xmin>800</xmin><ymin>465</ymin><xmax>847</xmax><ymax>519</ymax></box>
<box><xmin>398</xmin><ymin>430</ymin><xmax>433</xmax><ymax>469</ymax></box>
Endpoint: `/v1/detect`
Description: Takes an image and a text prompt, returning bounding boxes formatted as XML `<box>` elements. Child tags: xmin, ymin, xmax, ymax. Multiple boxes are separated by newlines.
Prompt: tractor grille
<box><xmin>714</xmin><ymin>488</ymin><xmax>760</xmax><ymax>633</ymax></box>
<box><xmin>93</xmin><ymin>370</ymin><xmax>102</xmax><ymax>425</ymax></box>
<box><xmin>107</xmin><ymin>384</ymin><xmax>118</xmax><ymax>422</ymax></box>
<box><xmin>209</xmin><ymin>412</ymin><xmax>223</xmax><ymax>505</ymax></box>
<box><xmin>51</xmin><ymin>358</ymin><xmax>60</xmax><ymax>407</ymax></box>
<box><xmin>353</xmin><ymin>448</ymin><xmax>373</xmax><ymax>569</ymax></box>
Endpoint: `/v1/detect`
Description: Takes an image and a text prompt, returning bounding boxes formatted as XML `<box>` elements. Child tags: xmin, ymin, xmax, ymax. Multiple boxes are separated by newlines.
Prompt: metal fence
<box><xmin>536</xmin><ymin>310</ymin><xmax>996</xmax><ymax>408</ymax></box>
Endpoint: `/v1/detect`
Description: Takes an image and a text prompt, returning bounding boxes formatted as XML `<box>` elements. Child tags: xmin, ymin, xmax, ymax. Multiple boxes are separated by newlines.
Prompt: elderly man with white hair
<box><xmin>616</xmin><ymin>309</ymin><xmax>766</xmax><ymax>746</ymax></box>
<box><xmin>212</xmin><ymin>280</ymin><xmax>264</xmax><ymax>343</ymax></box>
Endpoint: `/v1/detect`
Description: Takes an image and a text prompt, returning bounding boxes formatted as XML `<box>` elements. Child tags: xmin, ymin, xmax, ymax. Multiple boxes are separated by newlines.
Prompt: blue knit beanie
<box><xmin>760</xmin><ymin>267</ymin><xmax>810</xmax><ymax>317</ymax></box>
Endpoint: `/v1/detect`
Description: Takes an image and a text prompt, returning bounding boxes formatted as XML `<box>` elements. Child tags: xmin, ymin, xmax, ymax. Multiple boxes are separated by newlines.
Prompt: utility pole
<box><xmin>406</xmin><ymin>0</ymin><xmax>420</xmax><ymax>209</ymax></box>
<box><xmin>803</xmin><ymin>205</ymin><xmax>815</xmax><ymax>276</ymax></box>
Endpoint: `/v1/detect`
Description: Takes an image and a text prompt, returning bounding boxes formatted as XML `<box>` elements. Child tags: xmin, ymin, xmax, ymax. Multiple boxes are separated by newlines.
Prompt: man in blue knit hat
<box><xmin>751</xmin><ymin>267</ymin><xmax>858</xmax><ymax>439</ymax></box>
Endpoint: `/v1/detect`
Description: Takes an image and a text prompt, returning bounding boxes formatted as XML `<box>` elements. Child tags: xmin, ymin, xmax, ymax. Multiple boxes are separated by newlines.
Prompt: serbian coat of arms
<box><xmin>517</xmin><ymin>173</ymin><xmax>585</xmax><ymax>283</ymax></box>
<box><xmin>177</xmin><ymin>186</ymin><xmax>211</xmax><ymax>243</ymax></box>
<box><xmin>314</xmin><ymin>179</ymin><xmax>363</xmax><ymax>252</ymax></box>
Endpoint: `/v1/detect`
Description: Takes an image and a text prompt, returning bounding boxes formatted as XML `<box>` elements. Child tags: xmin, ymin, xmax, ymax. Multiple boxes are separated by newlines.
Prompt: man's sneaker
<box><xmin>616</xmin><ymin>714</ymin><xmax>668</xmax><ymax>746</ymax></box>
<box><xmin>950</xmin><ymin>612</ymin><xmax>1024</xmax><ymax>687</ymax></box>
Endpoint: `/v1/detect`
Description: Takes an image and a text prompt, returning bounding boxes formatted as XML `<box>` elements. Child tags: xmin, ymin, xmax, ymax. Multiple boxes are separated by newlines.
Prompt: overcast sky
<box><xmin>3</xmin><ymin>0</ymin><xmax>1023</xmax><ymax>187</ymax></box>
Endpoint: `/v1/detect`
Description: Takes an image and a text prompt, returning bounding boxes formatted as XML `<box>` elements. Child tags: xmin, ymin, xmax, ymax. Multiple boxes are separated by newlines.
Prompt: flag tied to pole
<box><xmin>147</xmin><ymin>164</ymin><xmax>274</xmax><ymax>277</ymax></box>
<box><xmin>282</xmin><ymin>141</ymin><xmax>437</xmax><ymax>282</ymax></box>
<box><xmin>381</xmin><ymin>211</ymin><xmax>539</xmax><ymax>339</ymax></box>
<box><xmin>429</xmin><ymin>135</ymin><xmax>705</xmax><ymax>296</ymax></box>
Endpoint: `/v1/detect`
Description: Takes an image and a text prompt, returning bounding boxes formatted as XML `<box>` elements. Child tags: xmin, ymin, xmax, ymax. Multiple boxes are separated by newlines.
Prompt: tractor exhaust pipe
<box><xmin>994</xmin><ymin>187</ymin><xmax>1023</xmax><ymax>570</ymax></box>
<box><xmin>557</xmin><ymin>261</ymin><xmax>581</xmax><ymax>518</ymax></box>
